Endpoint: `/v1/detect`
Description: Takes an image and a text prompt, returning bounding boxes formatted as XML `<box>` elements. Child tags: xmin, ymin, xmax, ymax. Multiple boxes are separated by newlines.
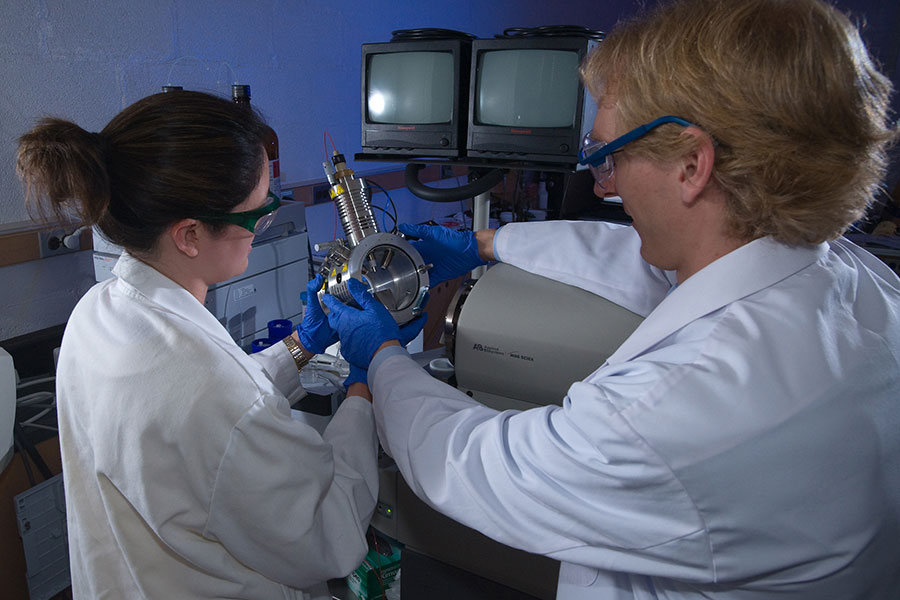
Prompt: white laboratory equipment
<box><xmin>374</xmin><ymin>263</ymin><xmax>644</xmax><ymax>599</ymax></box>
<box><xmin>445</xmin><ymin>262</ymin><xmax>644</xmax><ymax>410</ymax></box>
<box><xmin>1</xmin><ymin>346</ymin><xmax>16</xmax><ymax>473</ymax></box>
<box><xmin>92</xmin><ymin>200</ymin><xmax>310</xmax><ymax>351</ymax></box>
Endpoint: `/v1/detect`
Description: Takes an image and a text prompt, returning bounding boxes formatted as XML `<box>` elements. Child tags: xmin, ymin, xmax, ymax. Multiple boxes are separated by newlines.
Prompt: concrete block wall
<box><xmin>0</xmin><ymin>0</ymin><xmax>621</xmax><ymax>340</ymax></box>
<box><xmin>0</xmin><ymin>0</ymin><xmax>621</xmax><ymax>225</ymax></box>
<box><xmin>0</xmin><ymin>0</ymin><xmax>896</xmax><ymax>341</ymax></box>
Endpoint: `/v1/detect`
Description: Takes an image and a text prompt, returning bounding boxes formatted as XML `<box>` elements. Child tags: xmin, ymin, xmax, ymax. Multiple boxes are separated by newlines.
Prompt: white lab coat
<box><xmin>56</xmin><ymin>252</ymin><xmax>378</xmax><ymax>599</ymax></box>
<box><xmin>367</xmin><ymin>221</ymin><xmax>900</xmax><ymax>599</ymax></box>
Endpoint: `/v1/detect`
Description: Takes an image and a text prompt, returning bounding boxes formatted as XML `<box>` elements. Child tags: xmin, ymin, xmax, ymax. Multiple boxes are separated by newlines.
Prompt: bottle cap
<box><xmin>250</xmin><ymin>338</ymin><xmax>273</xmax><ymax>353</ymax></box>
<box><xmin>267</xmin><ymin>319</ymin><xmax>293</xmax><ymax>341</ymax></box>
<box><xmin>231</xmin><ymin>84</ymin><xmax>251</xmax><ymax>100</ymax></box>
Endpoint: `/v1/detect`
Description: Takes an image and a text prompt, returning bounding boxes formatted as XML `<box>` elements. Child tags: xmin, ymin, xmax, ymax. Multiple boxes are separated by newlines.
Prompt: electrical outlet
<box><xmin>37</xmin><ymin>229</ymin><xmax>78</xmax><ymax>259</ymax></box>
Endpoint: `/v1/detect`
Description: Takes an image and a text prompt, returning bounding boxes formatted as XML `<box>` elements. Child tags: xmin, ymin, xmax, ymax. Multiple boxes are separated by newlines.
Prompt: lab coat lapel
<box><xmin>605</xmin><ymin>237</ymin><xmax>826</xmax><ymax>365</ymax></box>
<box><xmin>113</xmin><ymin>252</ymin><xmax>237</xmax><ymax>348</ymax></box>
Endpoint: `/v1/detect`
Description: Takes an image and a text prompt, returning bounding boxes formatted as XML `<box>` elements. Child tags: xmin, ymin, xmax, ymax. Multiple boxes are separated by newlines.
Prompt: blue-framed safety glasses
<box><xmin>196</xmin><ymin>192</ymin><xmax>281</xmax><ymax>235</ymax></box>
<box><xmin>579</xmin><ymin>116</ymin><xmax>693</xmax><ymax>185</ymax></box>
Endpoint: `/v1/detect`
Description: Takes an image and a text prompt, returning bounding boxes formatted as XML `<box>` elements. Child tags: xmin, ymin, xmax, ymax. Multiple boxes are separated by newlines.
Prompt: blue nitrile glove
<box><xmin>399</xmin><ymin>313</ymin><xmax>427</xmax><ymax>347</ymax></box>
<box><xmin>341</xmin><ymin>316</ymin><xmax>424</xmax><ymax>390</ymax></box>
<box><xmin>321</xmin><ymin>278</ymin><xmax>401</xmax><ymax>369</ymax></box>
<box><xmin>296</xmin><ymin>274</ymin><xmax>338</xmax><ymax>354</ymax></box>
<box><xmin>398</xmin><ymin>223</ymin><xmax>487</xmax><ymax>287</ymax></box>
<box><xmin>343</xmin><ymin>364</ymin><xmax>368</xmax><ymax>390</ymax></box>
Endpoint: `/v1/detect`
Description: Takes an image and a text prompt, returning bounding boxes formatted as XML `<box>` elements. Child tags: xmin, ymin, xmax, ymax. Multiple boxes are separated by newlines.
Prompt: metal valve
<box><xmin>316</xmin><ymin>149</ymin><xmax>429</xmax><ymax>324</ymax></box>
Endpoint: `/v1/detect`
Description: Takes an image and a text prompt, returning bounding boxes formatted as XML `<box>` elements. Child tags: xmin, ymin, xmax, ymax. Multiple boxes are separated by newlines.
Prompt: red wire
<box><xmin>367</xmin><ymin>530</ymin><xmax>388</xmax><ymax>596</ymax></box>
<box><xmin>326</xmin><ymin>130</ymin><xmax>338</xmax><ymax>155</ymax></box>
<box><xmin>323</xmin><ymin>130</ymin><xmax>338</xmax><ymax>239</ymax></box>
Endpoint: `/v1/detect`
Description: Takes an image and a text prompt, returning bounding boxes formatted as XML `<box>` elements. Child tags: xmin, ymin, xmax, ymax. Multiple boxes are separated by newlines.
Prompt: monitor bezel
<box><xmin>466</xmin><ymin>37</ymin><xmax>596</xmax><ymax>165</ymax></box>
<box><xmin>361</xmin><ymin>39</ymin><xmax>471</xmax><ymax>157</ymax></box>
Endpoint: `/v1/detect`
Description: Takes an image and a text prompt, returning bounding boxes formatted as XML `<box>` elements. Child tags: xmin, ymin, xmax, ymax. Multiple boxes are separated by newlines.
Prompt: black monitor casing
<box><xmin>361</xmin><ymin>39</ymin><xmax>471</xmax><ymax>158</ymax></box>
<box><xmin>466</xmin><ymin>36</ymin><xmax>597</xmax><ymax>166</ymax></box>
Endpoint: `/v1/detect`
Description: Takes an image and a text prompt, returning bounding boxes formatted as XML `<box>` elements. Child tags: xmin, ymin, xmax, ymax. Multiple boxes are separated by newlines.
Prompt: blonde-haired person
<box><xmin>321</xmin><ymin>0</ymin><xmax>900</xmax><ymax>598</ymax></box>
<box><xmin>580</xmin><ymin>0</ymin><xmax>895</xmax><ymax>247</ymax></box>
<box><xmin>17</xmin><ymin>90</ymin><xmax>384</xmax><ymax>599</ymax></box>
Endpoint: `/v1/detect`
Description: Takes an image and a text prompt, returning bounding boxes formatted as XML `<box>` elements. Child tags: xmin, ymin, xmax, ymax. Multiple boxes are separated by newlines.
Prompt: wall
<box><xmin>0</xmin><ymin>0</ymin><xmax>897</xmax><ymax>342</ymax></box>
<box><xmin>0</xmin><ymin>0</ymin><xmax>627</xmax><ymax>341</ymax></box>
<box><xmin>0</xmin><ymin>0</ymin><xmax>624</xmax><ymax>225</ymax></box>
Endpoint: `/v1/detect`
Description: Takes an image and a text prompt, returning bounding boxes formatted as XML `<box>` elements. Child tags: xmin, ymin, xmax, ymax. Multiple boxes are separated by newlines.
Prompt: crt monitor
<box><xmin>467</xmin><ymin>35</ymin><xmax>598</xmax><ymax>166</ymax></box>
<box><xmin>361</xmin><ymin>37</ymin><xmax>472</xmax><ymax>157</ymax></box>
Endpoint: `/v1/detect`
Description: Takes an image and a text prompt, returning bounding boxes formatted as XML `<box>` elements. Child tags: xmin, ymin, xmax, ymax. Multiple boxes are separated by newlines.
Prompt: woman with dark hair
<box><xmin>17</xmin><ymin>90</ymin><xmax>378</xmax><ymax>599</ymax></box>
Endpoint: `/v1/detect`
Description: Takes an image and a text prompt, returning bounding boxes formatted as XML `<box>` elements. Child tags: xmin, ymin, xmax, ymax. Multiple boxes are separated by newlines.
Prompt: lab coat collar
<box><xmin>112</xmin><ymin>252</ymin><xmax>236</xmax><ymax>348</ymax></box>
<box><xmin>605</xmin><ymin>237</ymin><xmax>827</xmax><ymax>365</ymax></box>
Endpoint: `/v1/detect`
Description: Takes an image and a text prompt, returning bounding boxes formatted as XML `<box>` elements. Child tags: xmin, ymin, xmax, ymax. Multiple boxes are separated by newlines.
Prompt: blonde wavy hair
<box><xmin>581</xmin><ymin>0</ymin><xmax>897</xmax><ymax>246</ymax></box>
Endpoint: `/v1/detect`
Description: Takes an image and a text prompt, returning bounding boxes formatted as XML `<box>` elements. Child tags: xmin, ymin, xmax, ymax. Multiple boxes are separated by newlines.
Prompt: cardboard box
<box><xmin>346</xmin><ymin>532</ymin><xmax>401</xmax><ymax>600</ymax></box>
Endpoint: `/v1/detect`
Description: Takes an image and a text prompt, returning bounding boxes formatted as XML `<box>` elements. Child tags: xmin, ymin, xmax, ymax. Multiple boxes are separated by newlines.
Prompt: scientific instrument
<box><xmin>316</xmin><ymin>150</ymin><xmax>429</xmax><ymax>325</ymax></box>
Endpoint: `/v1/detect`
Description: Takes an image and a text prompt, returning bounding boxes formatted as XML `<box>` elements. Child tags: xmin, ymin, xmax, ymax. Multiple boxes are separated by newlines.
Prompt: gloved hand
<box><xmin>343</xmin><ymin>364</ymin><xmax>368</xmax><ymax>390</ymax></box>
<box><xmin>296</xmin><ymin>274</ymin><xmax>338</xmax><ymax>354</ymax></box>
<box><xmin>399</xmin><ymin>314</ymin><xmax>427</xmax><ymax>347</ymax></box>
<box><xmin>340</xmin><ymin>314</ymin><xmax>425</xmax><ymax>392</ymax></box>
<box><xmin>399</xmin><ymin>223</ymin><xmax>487</xmax><ymax>287</ymax></box>
<box><xmin>321</xmin><ymin>278</ymin><xmax>400</xmax><ymax>369</ymax></box>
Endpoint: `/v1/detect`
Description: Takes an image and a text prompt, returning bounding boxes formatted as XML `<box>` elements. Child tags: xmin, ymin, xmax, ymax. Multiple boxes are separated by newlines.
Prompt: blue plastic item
<box><xmin>251</xmin><ymin>338</ymin><xmax>274</xmax><ymax>353</ymax></box>
<box><xmin>267</xmin><ymin>319</ymin><xmax>293</xmax><ymax>341</ymax></box>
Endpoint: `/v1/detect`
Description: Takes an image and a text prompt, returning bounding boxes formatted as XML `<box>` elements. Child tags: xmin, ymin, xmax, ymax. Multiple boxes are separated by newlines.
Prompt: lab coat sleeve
<box><xmin>494</xmin><ymin>221</ymin><xmax>675</xmax><ymax>316</ymax></box>
<box><xmin>251</xmin><ymin>342</ymin><xmax>306</xmax><ymax>404</ymax></box>
<box><xmin>204</xmin><ymin>394</ymin><xmax>378</xmax><ymax>589</ymax></box>
<box><xmin>371</xmin><ymin>350</ymin><xmax>712</xmax><ymax>580</ymax></box>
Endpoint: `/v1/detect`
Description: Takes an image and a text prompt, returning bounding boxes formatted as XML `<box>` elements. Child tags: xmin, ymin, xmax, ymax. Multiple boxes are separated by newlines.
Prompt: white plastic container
<box><xmin>0</xmin><ymin>347</ymin><xmax>16</xmax><ymax>474</ymax></box>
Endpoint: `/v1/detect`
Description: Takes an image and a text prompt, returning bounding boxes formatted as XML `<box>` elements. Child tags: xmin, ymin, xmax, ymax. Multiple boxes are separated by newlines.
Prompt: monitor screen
<box><xmin>367</xmin><ymin>51</ymin><xmax>455</xmax><ymax>124</ymax></box>
<box><xmin>475</xmin><ymin>49</ymin><xmax>580</xmax><ymax>128</ymax></box>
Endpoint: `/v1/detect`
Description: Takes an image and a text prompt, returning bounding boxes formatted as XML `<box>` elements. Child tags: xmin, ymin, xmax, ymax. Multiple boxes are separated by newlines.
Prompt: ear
<box><xmin>168</xmin><ymin>218</ymin><xmax>202</xmax><ymax>258</ymax></box>
<box><xmin>678</xmin><ymin>127</ymin><xmax>716</xmax><ymax>206</ymax></box>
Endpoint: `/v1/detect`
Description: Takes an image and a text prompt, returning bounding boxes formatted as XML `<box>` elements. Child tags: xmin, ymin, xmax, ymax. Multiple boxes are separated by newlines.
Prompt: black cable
<box><xmin>371</xmin><ymin>204</ymin><xmax>398</xmax><ymax>233</ymax></box>
<box><xmin>498</xmin><ymin>25</ymin><xmax>606</xmax><ymax>40</ymax></box>
<box><xmin>13</xmin><ymin>420</ymin><xmax>53</xmax><ymax>481</ymax></box>
<box><xmin>14</xmin><ymin>432</ymin><xmax>36</xmax><ymax>487</ymax></box>
<box><xmin>405</xmin><ymin>164</ymin><xmax>506</xmax><ymax>203</ymax></box>
<box><xmin>558</xmin><ymin>172</ymin><xmax>573</xmax><ymax>218</ymax></box>
<box><xmin>391</xmin><ymin>28</ymin><xmax>476</xmax><ymax>42</ymax></box>
<box><xmin>368</xmin><ymin>181</ymin><xmax>399</xmax><ymax>233</ymax></box>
